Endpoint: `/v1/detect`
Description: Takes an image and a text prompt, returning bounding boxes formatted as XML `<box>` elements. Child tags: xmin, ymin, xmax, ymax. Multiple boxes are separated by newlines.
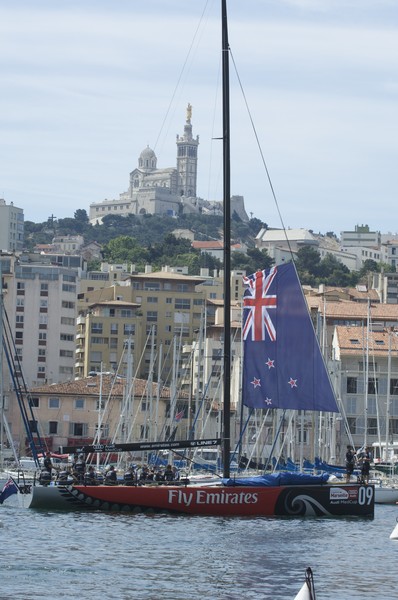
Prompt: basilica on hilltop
<box><xmin>89</xmin><ymin>104</ymin><xmax>248</xmax><ymax>224</ymax></box>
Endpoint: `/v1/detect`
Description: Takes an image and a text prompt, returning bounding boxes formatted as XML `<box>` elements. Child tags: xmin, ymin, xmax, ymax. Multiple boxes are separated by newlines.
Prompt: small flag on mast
<box><xmin>175</xmin><ymin>410</ymin><xmax>184</xmax><ymax>422</ymax></box>
<box><xmin>0</xmin><ymin>478</ymin><xmax>19</xmax><ymax>504</ymax></box>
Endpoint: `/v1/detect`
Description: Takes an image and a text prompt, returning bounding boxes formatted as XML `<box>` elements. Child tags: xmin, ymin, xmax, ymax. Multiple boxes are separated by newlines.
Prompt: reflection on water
<box><xmin>0</xmin><ymin>499</ymin><xmax>397</xmax><ymax>600</ymax></box>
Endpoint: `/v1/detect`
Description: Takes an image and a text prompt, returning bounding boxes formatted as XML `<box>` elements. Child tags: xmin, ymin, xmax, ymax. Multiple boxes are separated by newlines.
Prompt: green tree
<box><xmin>295</xmin><ymin>246</ymin><xmax>321</xmax><ymax>285</ymax></box>
<box><xmin>231</xmin><ymin>247</ymin><xmax>273</xmax><ymax>274</ymax></box>
<box><xmin>74</xmin><ymin>209</ymin><xmax>89</xmax><ymax>224</ymax></box>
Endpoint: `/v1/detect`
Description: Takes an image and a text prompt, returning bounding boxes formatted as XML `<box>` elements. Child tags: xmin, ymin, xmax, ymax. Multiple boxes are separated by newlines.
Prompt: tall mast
<box><xmin>222</xmin><ymin>0</ymin><xmax>231</xmax><ymax>478</ymax></box>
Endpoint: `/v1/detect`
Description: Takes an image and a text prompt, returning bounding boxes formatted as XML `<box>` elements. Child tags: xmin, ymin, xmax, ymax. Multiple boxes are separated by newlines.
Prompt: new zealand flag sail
<box><xmin>242</xmin><ymin>263</ymin><xmax>339</xmax><ymax>412</ymax></box>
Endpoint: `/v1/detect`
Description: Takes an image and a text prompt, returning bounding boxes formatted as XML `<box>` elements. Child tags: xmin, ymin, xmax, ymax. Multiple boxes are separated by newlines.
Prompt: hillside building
<box><xmin>89</xmin><ymin>105</ymin><xmax>249</xmax><ymax>224</ymax></box>
<box><xmin>0</xmin><ymin>199</ymin><xmax>24</xmax><ymax>252</ymax></box>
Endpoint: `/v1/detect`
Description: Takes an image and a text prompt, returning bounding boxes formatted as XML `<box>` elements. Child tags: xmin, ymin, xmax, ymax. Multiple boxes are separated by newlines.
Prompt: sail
<box><xmin>242</xmin><ymin>262</ymin><xmax>339</xmax><ymax>412</ymax></box>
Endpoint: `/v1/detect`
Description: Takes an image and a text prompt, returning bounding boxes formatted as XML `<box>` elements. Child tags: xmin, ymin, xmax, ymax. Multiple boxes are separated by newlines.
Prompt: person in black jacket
<box><xmin>345</xmin><ymin>445</ymin><xmax>356</xmax><ymax>483</ymax></box>
<box><xmin>43</xmin><ymin>452</ymin><xmax>53</xmax><ymax>474</ymax></box>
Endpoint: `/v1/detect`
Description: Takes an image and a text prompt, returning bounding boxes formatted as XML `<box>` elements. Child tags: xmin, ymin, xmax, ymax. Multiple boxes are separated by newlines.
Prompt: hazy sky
<box><xmin>1</xmin><ymin>0</ymin><xmax>397</xmax><ymax>235</ymax></box>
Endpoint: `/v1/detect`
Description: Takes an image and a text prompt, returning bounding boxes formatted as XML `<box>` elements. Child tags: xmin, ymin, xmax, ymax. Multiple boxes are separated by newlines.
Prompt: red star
<box><xmin>251</xmin><ymin>377</ymin><xmax>261</xmax><ymax>388</ymax></box>
<box><xmin>265</xmin><ymin>358</ymin><xmax>275</xmax><ymax>369</ymax></box>
<box><xmin>288</xmin><ymin>378</ymin><xmax>298</xmax><ymax>388</ymax></box>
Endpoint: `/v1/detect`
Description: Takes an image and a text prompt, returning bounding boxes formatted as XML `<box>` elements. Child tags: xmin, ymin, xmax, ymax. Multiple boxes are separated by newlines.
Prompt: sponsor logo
<box><xmin>329</xmin><ymin>487</ymin><xmax>359</xmax><ymax>502</ymax></box>
<box><xmin>168</xmin><ymin>489</ymin><xmax>259</xmax><ymax>507</ymax></box>
<box><xmin>329</xmin><ymin>488</ymin><xmax>350</xmax><ymax>500</ymax></box>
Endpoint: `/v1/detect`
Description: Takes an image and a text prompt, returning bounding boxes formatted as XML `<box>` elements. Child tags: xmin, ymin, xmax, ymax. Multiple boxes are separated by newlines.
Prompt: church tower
<box><xmin>176</xmin><ymin>104</ymin><xmax>199</xmax><ymax>197</ymax></box>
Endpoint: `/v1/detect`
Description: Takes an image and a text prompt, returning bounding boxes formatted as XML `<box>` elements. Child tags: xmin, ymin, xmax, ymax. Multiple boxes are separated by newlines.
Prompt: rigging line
<box><xmin>229</xmin><ymin>49</ymin><xmax>295</xmax><ymax>260</ymax></box>
<box><xmin>152</xmin><ymin>0</ymin><xmax>211</xmax><ymax>153</ymax></box>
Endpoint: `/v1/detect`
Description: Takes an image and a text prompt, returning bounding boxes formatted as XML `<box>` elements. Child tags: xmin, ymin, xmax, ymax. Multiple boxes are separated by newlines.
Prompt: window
<box><xmin>140</xmin><ymin>425</ymin><xmax>149</xmax><ymax>439</ymax></box>
<box><xmin>147</xmin><ymin>311</ymin><xmax>158</xmax><ymax>322</ymax></box>
<box><xmin>48</xmin><ymin>421</ymin><xmax>58</xmax><ymax>434</ymax></box>
<box><xmin>39</xmin><ymin>332</ymin><xmax>47</xmax><ymax>342</ymax></box>
<box><xmin>175</xmin><ymin>298</ymin><xmax>190</xmax><ymax>310</ymax></box>
<box><xmin>62</xmin><ymin>301</ymin><xmax>75</xmax><ymax>309</ymax></box>
<box><xmin>147</xmin><ymin>297</ymin><xmax>158</xmax><ymax>303</ymax></box>
<box><xmin>15</xmin><ymin>315</ymin><xmax>24</xmax><ymax>324</ymax></box>
<box><xmin>75</xmin><ymin>398</ymin><xmax>85</xmax><ymax>409</ymax></box>
<box><xmin>346</xmin><ymin>377</ymin><xmax>357</xmax><ymax>394</ymax></box>
<box><xmin>61</xmin><ymin>317</ymin><xmax>75</xmax><ymax>326</ymax></box>
<box><xmin>60</xmin><ymin>349</ymin><xmax>74</xmax><ymax>357</ymax></box>
<box><xmin>124</xmin><ymin>324</ymin><xmax>135</xmax><ymax>335</ymax></box>
<box><xmin>166</xmin><ymin>297</ymin><xmax>172</xmax><ymax>304</ymax></box>
<box><xmin>91</xmin><ymin>323</ymin><xmax>103</xmax><ymax>334</ymax></box>
<box><xmin>69</xmin><ymin>422</ymin><xmax>88</xmax><ymax>436</ymax></box>
<box><xmin>297</xmin><ymin>429</ymin><xmax>308</xmax><ymax>444</ymax></box>
<box><xmin>60</xmin><ymin>334</ymin><xmax>74</xmax><ymax>341</ymax></box>
<box><xmin>346</xmin><ymin>397</ymin><xmax>356</xmax><ymax>414</ymax></box>
<box><xmin>193</xmin><ymin>299</ymin><xmax>204</xmax><ymax>305</ymax></box>
<box><xmin>347</xmin><ymin>417</ymin><xmax>356</xmax><ymax>434</ymax></box>
<box><xmin>91</xmin><ymin>337</ymin><xmax>108</xmax><ymax>344</ymax></box>
<box><xmin>174</xmin><ymin>326</ymin><xmax>189</xmax><ymax>337</ymax></box>
<box><xmin>177</xmin><ymin>283</ymin><xmax>189</xmax><ymax>292</ymax></box>
<box><xmin>59</xmin><ymin>366</ymin><xmax>74</xmax><ymax>375</ymax></box>
<box><xmin>368</xmin><ymin>397</ymin><xmax>377</xmax><ymax>414</ymax></box>
<box><xmin>368</xmin><ymin>378</ymin><xmax>378</xmax><ymax>394</ymax></box>
<box><xmin>391</xmin><ymin>379</ymin><xmax>398</xmax><ymax>396</ymax></box>
<box><xmin>62</xmin><ymin>284</ymin><xmax>76</xmax><ymax>293</ymax></box>
<box><xmin>144</xmin><ymin>282</ymin><xmax>160</xmax><ymax>291</ymax></box>
<box><xmin>367</xmin><ymin>418</ymin><xmax>378</xmax><ymax>435</ymax></box>
<box><xmin>49</xmin><ymin>397</ymin><xmax>60</xmax><ymax>409</ymax></box>
<box><xmin>110</xmin><ymin>324</ymin><xmax>118</xmax><ymax>334</ymax></box>
<box><xmin>30</xmin><ymin>397</ymin><xmax>39</xmax><ymax>408</ymax></box>
<box><xmin>120</xmin><ymin>309</ymin><xmax>133</xmax><ymax>318</ymax></box>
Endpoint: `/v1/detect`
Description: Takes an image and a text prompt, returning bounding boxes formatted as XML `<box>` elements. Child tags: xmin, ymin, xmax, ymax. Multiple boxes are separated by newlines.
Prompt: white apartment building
<box><xmin>0</xmin><ymin>199</ymin><xmax>24</xmax><ymax>252</ymax></box>
<box><xmin>1</xmin><ymin>255</ymin><xmax>78</xmax><ymax>390</ymax></box>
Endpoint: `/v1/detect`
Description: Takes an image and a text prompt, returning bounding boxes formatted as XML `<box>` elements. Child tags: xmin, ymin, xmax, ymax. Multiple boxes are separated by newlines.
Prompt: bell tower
<box><xmin>176</xmin><ymin>103</ymin><xmax>199</xmax><ymax>197</ymax></box>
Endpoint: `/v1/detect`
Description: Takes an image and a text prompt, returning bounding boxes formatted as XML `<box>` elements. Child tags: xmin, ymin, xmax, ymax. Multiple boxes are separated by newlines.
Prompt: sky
<box><xmin>1</xmin><ymin>0</ymin><xmax>397</xmax><ymax>236</ymax></box>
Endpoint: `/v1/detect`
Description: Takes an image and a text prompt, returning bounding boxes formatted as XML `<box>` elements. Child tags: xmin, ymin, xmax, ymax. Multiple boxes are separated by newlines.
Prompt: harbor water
<box><xmin>1</xmin><ymin>496</ymin><xmax>398</xmax><ymax>600</ymax></box>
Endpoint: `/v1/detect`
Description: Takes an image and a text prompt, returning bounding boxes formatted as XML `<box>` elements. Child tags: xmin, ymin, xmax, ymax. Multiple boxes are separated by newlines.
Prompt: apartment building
<box><xmin>0</xmin><ymin>199</ymin><xmax>24</xmax><ymax>252</ymax></box>
<box><xmin>1</xmin><ymin>254</ymin><xmax>78</xmax><ymax>389</ymax></box>
<box><xmin>332</xmin><ymin>326</ymin><xmax>398</xmax><ymax>461</ymax></box>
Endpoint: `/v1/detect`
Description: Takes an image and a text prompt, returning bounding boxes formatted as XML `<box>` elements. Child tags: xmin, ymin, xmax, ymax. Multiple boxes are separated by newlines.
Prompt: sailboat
<box><xmin>294</xmin><ymin>568</ymin><xmax>316</xmax><ymax>600</ymax></box>
<box><xmin>29</xmin><ymin>0</ymin><xmax>374</xmax><ymax>517</ymax></box>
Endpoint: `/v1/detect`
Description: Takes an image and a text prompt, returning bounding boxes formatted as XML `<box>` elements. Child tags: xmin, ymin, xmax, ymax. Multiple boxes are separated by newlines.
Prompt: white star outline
<box><xmin>251</xmin><ymin>377</ymin><xmax>261</xmax><ymax>388</ymax></box>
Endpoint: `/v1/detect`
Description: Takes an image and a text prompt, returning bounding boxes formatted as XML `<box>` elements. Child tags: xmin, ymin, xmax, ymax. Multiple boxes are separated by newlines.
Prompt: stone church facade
<box><xmin>89</xmin><ymin>105</ymin><xmax>200</xmax><ymax>224</ymax></box>
<box><xmin>89</xmin><ymin>104</ymin><xmax>249</xmax><ymax>224</ymax></box>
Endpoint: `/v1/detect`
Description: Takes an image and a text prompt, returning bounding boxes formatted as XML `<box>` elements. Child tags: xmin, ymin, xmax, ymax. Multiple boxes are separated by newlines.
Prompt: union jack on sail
<box><xmin>242</xmin><ymin>267</ymin><xmax>277</xmax><ymax>341</ymax></box>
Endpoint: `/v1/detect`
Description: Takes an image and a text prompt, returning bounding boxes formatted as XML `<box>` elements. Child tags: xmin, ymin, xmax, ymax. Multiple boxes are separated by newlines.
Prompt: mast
<box><xmin>221</xmin><ymin>0</ymin><xmax>231</xmax><ymax>478</ymax></box>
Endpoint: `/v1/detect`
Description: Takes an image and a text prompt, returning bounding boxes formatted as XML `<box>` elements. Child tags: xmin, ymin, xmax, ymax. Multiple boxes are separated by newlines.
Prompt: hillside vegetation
<box><xmin>23</xmin><ymin>210</ymin><xmax>388</xmax><ymax>284</ymax></box>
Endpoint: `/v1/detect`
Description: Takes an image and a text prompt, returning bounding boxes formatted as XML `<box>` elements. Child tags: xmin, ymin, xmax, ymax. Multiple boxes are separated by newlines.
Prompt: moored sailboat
<box><xmin>29</xmin><ymin>0</ymin><xmax>374</xmax><ymax>517</ymax></box>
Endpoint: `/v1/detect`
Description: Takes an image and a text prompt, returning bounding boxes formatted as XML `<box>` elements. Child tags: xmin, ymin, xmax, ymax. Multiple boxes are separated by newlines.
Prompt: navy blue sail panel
<box><xmin>242</xmin><ymin>263</ymin><xmax>339</xmax><ymax>412</ymax></box>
